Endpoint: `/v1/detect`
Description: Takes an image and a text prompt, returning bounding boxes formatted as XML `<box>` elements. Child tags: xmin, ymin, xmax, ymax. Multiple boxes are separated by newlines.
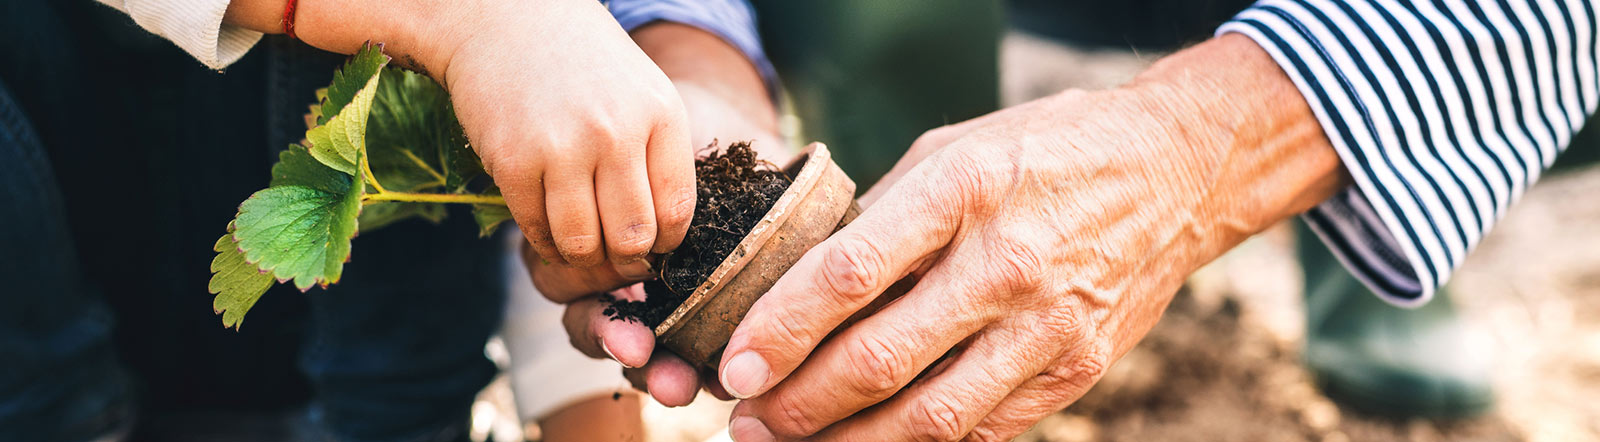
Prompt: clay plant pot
<box><xmin>654</xmin><ymin>142</ymin><xmax>862</xmax><ymax>368</ymax></box>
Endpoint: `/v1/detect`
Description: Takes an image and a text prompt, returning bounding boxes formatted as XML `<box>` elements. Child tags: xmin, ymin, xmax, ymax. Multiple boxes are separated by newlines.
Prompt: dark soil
<box><xmin>602</xmin><ymin>141</ymin><xmax>791</xmax><ymax>327</ymax></box>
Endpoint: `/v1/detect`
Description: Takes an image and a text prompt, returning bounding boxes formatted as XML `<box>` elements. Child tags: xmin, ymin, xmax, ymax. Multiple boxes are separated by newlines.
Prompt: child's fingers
<box><xmin>595</xmin><ymin>139</ymin><xmax>659</xmax><ymax>269</ymax></box>
<box><xmin>546</xmin><ymin>158</ymin><xmax>606</xmax><ymax>267</ymax></box>
<box><xmin>644</xmin><ymin>113</ymin><xmax>695</xmax><ymax>255</ymax></box>
<box><xmin>524</xmin><ymin>243</ymin><xmax>638</xmax><ymax>303</ymax></box>
<box><xmin>494</xmin><ymin>164</ymin><xmax>564</xmax><ymax>265</ymax></box>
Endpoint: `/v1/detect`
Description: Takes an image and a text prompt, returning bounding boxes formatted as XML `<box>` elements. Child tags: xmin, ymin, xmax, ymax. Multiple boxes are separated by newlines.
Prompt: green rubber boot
<box><xmin>1298</xmin><ymin>222</ymin><xmax>1494</xmax><ymax>418</ymax></box>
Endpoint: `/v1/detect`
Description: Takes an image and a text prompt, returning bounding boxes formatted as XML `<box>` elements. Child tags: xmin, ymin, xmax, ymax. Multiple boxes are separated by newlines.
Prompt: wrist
<box><xmin>293</xmin><ymin>0</ymin><xmax>475</xmax><ymax>77</ymax></box>
<box><xmin>632</xmin><ymin>22</ymin><xmax>776</xmax><ymax>128</ymax></box>
<box><xmin>1120</xmin><ymin>34</ymin><xmax>1348</xmax><ymax>264</ymax></box>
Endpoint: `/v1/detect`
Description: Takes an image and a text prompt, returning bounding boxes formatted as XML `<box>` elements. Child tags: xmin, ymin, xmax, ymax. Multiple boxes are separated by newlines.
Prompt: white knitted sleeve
<box><xmin>97</xmin><ymin>0</ymin><xmax>263</xmax><ymax>70</ymax></box>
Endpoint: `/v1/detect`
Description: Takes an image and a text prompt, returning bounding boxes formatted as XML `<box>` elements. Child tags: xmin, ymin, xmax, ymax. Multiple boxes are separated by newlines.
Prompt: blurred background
<box><xmin>4</xmin><ymin>1</ymin><xmax>1596</xmax><ymax>441</ymax></box>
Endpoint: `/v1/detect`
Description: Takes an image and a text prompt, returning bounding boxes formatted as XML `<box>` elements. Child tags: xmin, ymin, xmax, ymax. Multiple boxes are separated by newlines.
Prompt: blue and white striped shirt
<box><xmin>1221</xmin><ymin>0</ymin><xmax>1596</xmax><ymax>305</ymax></box>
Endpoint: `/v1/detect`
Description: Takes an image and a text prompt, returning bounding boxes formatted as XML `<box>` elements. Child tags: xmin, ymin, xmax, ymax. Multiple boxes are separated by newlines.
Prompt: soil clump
<box><xmin>602</xmin><ymin>141</ymin><xmax>790</xmax><ymax>327</ymax></box>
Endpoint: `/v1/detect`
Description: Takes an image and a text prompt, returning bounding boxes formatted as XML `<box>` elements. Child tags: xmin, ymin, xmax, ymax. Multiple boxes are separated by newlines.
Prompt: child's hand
<box><xmin>441</xmin><ymin>0</ymin><xmax>697</xmax><ymax>269</ymax></box>
<box><xmin>524</xmin><ymin>22</ymin><xmax>783</xmax><ymax>407</ymax></box>
<box><xmin>230</xmin><ymin>0</ymin><xmax>696</xmax><ymax>269</ymax></box>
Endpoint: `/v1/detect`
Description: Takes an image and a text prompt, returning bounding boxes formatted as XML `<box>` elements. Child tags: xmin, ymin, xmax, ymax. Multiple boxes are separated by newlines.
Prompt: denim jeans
<box><xmin>0</xmin><ymin>2</ymin><xmax>503</xmax><ymax>441</ymax></box>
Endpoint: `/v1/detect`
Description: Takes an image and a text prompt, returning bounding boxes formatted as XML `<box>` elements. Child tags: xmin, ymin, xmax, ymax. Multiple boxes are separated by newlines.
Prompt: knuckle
<box><xmin>650</xmin><ymin>90</ymin><xmax>686</xmax><ymax>120</ymax></box>
<box><xmin>659</xmin><ymin>191</ymin><xmax>696</xmax><ymax>230</ymax></box>
<box><xmin>738</xmin><ymin>309</ymin><xmax>816</xmax><ymax>371</ymax></box>
<box><xmin>763</xmin><ymin>395</ymin><xmax>825</xmax><ymax>438</ymax></box>
<box><xmin>964</xmin><ymin>426</ymin><xmax>1010</xmax><ymax>442</ymax></box>
<box><xmin>817</xmin><ymin>237</ymin><xmax>887</xmax><ymax>305</ymax></box>
<box><xmin>910</xmin><ymin>395</ymin><xmax>969</xmax><ymax>441</ymax></box>
<box><xmin>577</xmin><ymin>112</ymin><xmax>618</xmax><ymax>138</ymax></box>
<box><xmin>607</xmin><ymin>223</ymin><xmax>656</xmax><ymax>259</ymax></box>
<box><xmin>555</xmin><ymin>234</ymin><xmax>603</xmax><ymax>265</ymax></box>
<box><xmin>985</xmin><ymin>235</ymin><xmax>1047</xmax><ymax>294</ymax></box>
<box><xmin>1071</xmin><ymin>351</ymin><xmax>1110</xmax><ymax>382</ymax></box>
<box><xmin>922</xmin><ymin>149</ymin><xmax>1002</xmax><ymax>214</ymax></box>
<box><xmin>942</xmin><ymin>148</ymin><xmax>998</xmax><ymax>188</ymax></box>
<box><xmin>1040</xmin><ymin>345</ymin><xmax>1112</xmax><ymax>393</ymax></box>
<box><xmin>841</xmin><ymin>334</ymin><xmax>911</xmax><ymax>398</ymax></box>
<box><xmin>762</xmin><ymin>310</ymin><xmax>815</xmax><ymax>355</ymax></box>
<box><xmin>520</xmin><ymin>226</ymin><xmax>560</xmax><ymax>256</ymax></box>
<box><xmin>1040</xmin><ymin>311</ymin><xmax>1088</xmax><ymax>347</ymax></box>
<box><xmin>481</xmin><ymin>143</ymin><xmax>539</xmax><ymax>181</ymax></box>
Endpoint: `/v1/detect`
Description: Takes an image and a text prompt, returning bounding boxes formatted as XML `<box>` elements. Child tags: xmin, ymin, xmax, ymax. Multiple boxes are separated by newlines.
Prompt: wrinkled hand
<box><xmin>525</xmin><ymin>23</ymin><xmax>785</xmax><ymax>406</ymax></box>
<box><xmin>719</xmin><ymin>90</ymin><xmax>1201</xmax><ymax>441</ymax></box>
<box><xmin>718</xmin><ymin>35</ymin><xmax>1346</xmax><ymax>441</ymax></box>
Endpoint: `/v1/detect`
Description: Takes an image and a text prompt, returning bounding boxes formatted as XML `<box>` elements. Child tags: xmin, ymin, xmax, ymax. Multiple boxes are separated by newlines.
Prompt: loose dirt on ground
<box><xmin>1017</xmin><ymin>163</ymin><xmax>1600</xmax><ymax>442</ymax></box>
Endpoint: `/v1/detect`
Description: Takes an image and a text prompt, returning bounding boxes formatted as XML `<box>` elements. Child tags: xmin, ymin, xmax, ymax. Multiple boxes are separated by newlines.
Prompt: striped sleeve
<box><xmin>606</xmin><ymin>0</ymin><xmax>779</xmax><ymax>95</ymax></box>
<box><xmin>1218</xmin><ymin>0</ymin><xmax>1597</xmax><ymax>306</ymax></box>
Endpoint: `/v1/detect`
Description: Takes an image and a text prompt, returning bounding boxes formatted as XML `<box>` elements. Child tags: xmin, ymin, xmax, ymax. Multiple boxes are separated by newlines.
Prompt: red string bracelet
<box><xmin>281</xmin><ymin>0</ymin><xmax>299</xmax><ymax>39</ymax></box>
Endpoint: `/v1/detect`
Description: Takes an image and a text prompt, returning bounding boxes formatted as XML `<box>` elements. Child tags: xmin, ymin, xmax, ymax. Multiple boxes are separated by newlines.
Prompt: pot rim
<box><xmin>652</xmin><ymin>143</ymin><xmax>833</xmax><ymax>337</ymax></box>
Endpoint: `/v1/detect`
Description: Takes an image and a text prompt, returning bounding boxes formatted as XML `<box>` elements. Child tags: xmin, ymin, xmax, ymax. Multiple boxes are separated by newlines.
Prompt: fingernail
<box><xmin>721</xmin><ymin>352</ymin><xmax>770</xmax><ymax>399</ymax></box>
<box><xmin>615</xmin><ymin>259</ymin><xmax>655</xmax><ymax>280</ymax></box>
<box><xmin>729</xmin><ymin>416</ymin><xmax>774</xmax><ymax>442</ymax></box>
<box><xmin>602</xmin><ymin>341</ymin><xmax>636</xmax><ymax>368</ymax></box>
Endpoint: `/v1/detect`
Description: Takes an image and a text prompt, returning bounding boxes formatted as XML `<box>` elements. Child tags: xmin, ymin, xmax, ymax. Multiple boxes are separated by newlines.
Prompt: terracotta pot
<box><xmin>654</xmin><ymin>142</ymin><xmax>861</xmax><ymax>368</ymax></box>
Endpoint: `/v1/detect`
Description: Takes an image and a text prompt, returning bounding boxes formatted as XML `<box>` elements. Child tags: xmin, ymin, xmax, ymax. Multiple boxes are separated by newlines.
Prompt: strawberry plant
<box><xmin>208</xmin><ymin>44</ymin><xmax>511</xmax><ymax>328</ymax></box>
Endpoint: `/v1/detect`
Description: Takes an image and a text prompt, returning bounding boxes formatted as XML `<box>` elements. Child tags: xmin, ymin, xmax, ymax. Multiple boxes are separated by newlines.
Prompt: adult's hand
<box><xmin>719</xmin><ymin>34</ymin><xmax>1350</xmax><ymax>441</ymax></box>
<box><xmin>227</xmin><ymin>0</ymin><xmax>697</xmax><ymax>272</ymax></box>
<box><xmin>522</xmin><ymin>23</ymin><xmax>785</xmax><ymax>407</ymax></box>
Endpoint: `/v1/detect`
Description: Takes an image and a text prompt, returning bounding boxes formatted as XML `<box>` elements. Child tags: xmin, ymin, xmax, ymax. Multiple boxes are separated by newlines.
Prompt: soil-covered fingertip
<box><xmin>603</xmin><ymin>141</ymin><xmax>791</xmax><ymax>327</ymax></box>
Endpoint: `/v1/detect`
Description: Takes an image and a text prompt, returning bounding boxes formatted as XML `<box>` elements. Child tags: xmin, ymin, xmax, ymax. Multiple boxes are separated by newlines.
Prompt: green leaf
<box><xmin>209</xmin><ymin>229</ymin><xmax>274</xmax><ymax>330</ymax></box>
<box><xmin>306</xmin><ymin>44</ymin><xmax>389</xmax><ymax>175</ymax></box>
<box><xmin>317</xmin><ymin>44</ymin><xmax>389</xmax><ymax>126</ymax></box>
<box><xmin>366</xmin><ymin>68</ymin><xmax>463</xmax><ymax>192</ymax></box>
<box><xmin>472</xmin><ymin>186</ymin><xmax>513</xmax><ymax>237</ymax></box>
<box><xmin>305</xmin><ymin>88</ymin><xmax>328</xmax><ymax>128</ymax></box>
<box><xmin>206</xmin><ymin>44</ymin><xmax>519</xmax><ymax>329</ymax></box>
<box><xmin>440</xmin><ymin>128</ymin><xmax>482</xmax><ymax>191</ymax></box>
<box><xmin>272</xmin><ymin>143</ymin><xmax>350</xmax><ymax>189</ymax></box>
<box><xmin>359</xmin><ymin>201</ymin><xmax>446</xmax><ymax>231</ymax></box>
<box><xmin>232</xmin><ymin>147</ymin><xmax>364</xmax><ymax>290</ymax></box>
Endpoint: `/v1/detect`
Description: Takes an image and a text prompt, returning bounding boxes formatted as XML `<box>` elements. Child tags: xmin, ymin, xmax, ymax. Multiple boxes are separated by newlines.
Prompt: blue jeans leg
<box><xmin>0</xmin><ymin>78</ymin><xmax>133</xmax><ymax>442</ymax></box>
<box><xmin>297</xmin><ymin>215</ymin><xmax>507</xmax><ymax>442</ymax></box>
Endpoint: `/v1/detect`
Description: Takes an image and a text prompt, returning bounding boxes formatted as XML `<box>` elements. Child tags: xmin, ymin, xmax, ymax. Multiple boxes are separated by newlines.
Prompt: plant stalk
<box><xmin>363</xmin><ymin>191</ymin><xmax>505</xmax><ymax>206</ymax></box>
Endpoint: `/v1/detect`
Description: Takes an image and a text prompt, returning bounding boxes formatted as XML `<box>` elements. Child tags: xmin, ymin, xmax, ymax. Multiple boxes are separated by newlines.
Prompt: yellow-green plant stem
<box><xmin>359</xmin><ymin>158</ymin><xmax>388</xmax><ymax>194</ymax></box>
<box><xmin>363</xmin><ymin>191</ymin><xmax>506</xmax><ymax>206</ymax></box>
<box><xmin>399</xmin><ymin>149</ymin><xmax>448</xmax><ymax>184</ymax></box>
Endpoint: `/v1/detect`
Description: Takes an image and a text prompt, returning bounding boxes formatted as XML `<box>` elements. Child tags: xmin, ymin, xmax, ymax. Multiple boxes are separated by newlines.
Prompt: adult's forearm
<box><xmin>631</xmin><ymin>22</ymin><xmax>784</xmax><ymax>158</ymax></box>
<box><xmin>631</xmin><ymin>23</ymin><xmax>775</xmax><ymax>133</ymax></box>
<box><xmin>1120</xmin><ymin>33</ymin><xmax>1348</xmax><ymax>270</ymax></box>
